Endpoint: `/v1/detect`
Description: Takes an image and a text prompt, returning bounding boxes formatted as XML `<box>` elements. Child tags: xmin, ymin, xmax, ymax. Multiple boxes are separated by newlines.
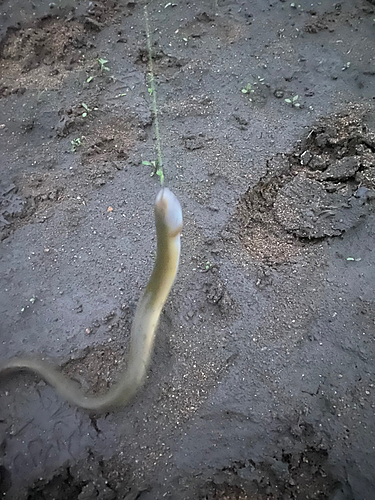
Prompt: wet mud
<box><xmin>1</xmin><ymin>1</ymin><xmax>375</xmax><ymax>499</ymax></box>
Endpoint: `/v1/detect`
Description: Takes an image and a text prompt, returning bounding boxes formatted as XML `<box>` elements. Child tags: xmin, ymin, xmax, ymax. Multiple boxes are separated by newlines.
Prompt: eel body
<box><xmin>0</xmin><ymin>188</ymin><xmax>182</xmax><ymax>412</ymax></box>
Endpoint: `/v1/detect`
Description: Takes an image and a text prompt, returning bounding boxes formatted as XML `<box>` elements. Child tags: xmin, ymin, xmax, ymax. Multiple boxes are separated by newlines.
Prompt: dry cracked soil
<box><xmin>0</xmin><ymin>0</ymin><xmax>375</xmax><ymax>499</ymax></box>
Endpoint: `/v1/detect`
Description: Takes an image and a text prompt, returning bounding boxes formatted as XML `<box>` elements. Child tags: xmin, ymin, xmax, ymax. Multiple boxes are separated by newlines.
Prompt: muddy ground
<box><xmin>0</xmin><ymin>0</ymin><xmax>374</xmax><ymax>499</ymax></box>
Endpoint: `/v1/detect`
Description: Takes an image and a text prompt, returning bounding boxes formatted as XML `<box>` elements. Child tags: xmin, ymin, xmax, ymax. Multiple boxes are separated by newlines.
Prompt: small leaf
<box><xmin>82</xmin><ymin>112</ymin><xmax>87</xmax><ymax>118</ymax></box>
<box><xmin>98</xmin><ymin>58</ymin><xmax>108</xmax><ymax>65</ymax></box>
<box><xmin>156</xmin><ymin>169</ymin><xmax>164</xmax><ymax>184</ymax></box>
<box><xmin>285</xmin><ymin>98</ymin><xmax>292</xmax><ymax>103</ymax></box>
<box><xmin>241</xmin><ymin>89</ymin><xmax>247</xmax><ymax>93</ymax></box>
<box><xmin>104</xmin><ymin>66</ymin><xmax>110</xmax><ymax>71</ymax></box>
<box><xmin>82</xmin><ymin>102</ymin><xmax>89</xmax><ymax>111</ymax></box>
<box><xmin>293</xmin><ymin>95</ymin><xmax>299</xmax><ymax>101</ymax></box>
<box><xmin>346</xmin><ymin>257</ymin><xmax>355</xmax><ymax>261</ymax></box>
<box><xmin>182</xmin><ymin>37</ymin><xmax>188</xmax><ymax>42</ymax></box>
<box><xmin>294</xmin><ymin>102</ymin><xmax>301</xmax><ymax>108</ymax></box>
<box><xmin>142</xmin><ymin>161</ymin><xmax>152</xmax><ymax>166</ymax></box>
<box><xmin>148</xmin><ymin>88</ymin><xmax>153</xmax><ymax>95</ymax></box>
<box><xmin>86</xmin><ymin>76</ymin><xmax>94</xmax><ymax>83</ymax></box>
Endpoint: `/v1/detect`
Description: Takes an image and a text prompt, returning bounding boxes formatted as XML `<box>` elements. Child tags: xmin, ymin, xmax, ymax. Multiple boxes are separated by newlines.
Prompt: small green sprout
<box><xmin>98</xmin><ymin>57</ymin><xmax>110</xmax><ymax>72</ymax></box>
<box><xmin>80</xmin><ymin>102</ymin><xmax>98</xmax><ymax>117</ymax></box>
<box><xmin>241</xmin><ymin>83</ymin><xmax>255</xmax><ymax>94</ymax></box>
<box><xmin>148</xmin><ymin>87</ymin><xmax>153</xmax><ymax>95</ymax></box>
<box><xmin>71</xmin><ymin>137</ymin><xmax>82</xmax><ymax>152</ymax></box>
<box><xmin>114</xmin><ymin>93</ymin><xmax>127</xmax><ymax>98</ymax></box>
<box><xmin>81</xmin><ymin>102</ymin><xmax>90</xmax><ymax>117</ymax></box>
<box><xmin>241</xmin><ymin>79</ymin><xmax>265</xmax><ymax>102</ymax></box>
<box><xmin>285</xmin><ymin>95</ymin><xmax>301</xmax><ymax>107</ymax></box>
<box><xmin>142</xmin><ymin>160</ymin><xmax>164</xmax><ymax>185</ymax></box>
<box><xmin>205</xmin><ymin>261</ymin><xmax>211</xmax><ymax>271</ymax></box>
<box><xmin>342</xmin><ymin>61</ymin><xmax>351</xmax><ymax>71</ymax></box>
<box><xmin>86</xmin><ymin>76</ymin><xmax>94</xmax><ymax>83</ymax></box>
<box><xmin>156</xmin><ymin>167</ymin><xmax>164</xmax><ymax>184</ymax></box>
<box><xmin>346</xmin><ymin>257</ymin><xmax>361</xmax><ymax>262</ymax></box>
<box><xmin>21</xmin><ymin>296</ymin><xmax>36</xmax><ymax>312</ymax></box>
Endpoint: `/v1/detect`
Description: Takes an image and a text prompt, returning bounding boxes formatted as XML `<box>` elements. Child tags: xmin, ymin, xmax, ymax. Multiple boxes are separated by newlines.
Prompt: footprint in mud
<box><xmin>237</xmin><ymin>105</ymin><xmax>375</xmax><ymax>262</ymax></box>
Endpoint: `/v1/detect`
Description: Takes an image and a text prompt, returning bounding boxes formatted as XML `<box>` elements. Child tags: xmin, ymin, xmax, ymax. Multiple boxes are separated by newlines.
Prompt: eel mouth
<box><xmin>155</xmin><ymin>188</ymin><xmax>183</xmax><ymax>237</ymax></box>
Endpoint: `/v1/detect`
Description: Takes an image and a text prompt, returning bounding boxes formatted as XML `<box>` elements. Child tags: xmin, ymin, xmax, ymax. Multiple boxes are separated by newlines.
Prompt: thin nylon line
<box><xmin>144</xmin><ymin>4</ymin><xmax>164</xmax><ymax>186</ymax></box>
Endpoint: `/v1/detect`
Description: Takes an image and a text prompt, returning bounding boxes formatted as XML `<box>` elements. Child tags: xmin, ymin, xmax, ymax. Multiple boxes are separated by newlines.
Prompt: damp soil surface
<box><xmin>0</xmin><ymin>1</ymin><xmax>375</xmax><ymax>499</ymax></box>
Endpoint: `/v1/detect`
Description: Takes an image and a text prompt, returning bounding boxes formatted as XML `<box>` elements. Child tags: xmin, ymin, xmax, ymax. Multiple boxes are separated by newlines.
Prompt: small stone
<box><xmin>300</xmin><ymin>150</ymin><xmax>312</xmax><ymax>165</ymax></box>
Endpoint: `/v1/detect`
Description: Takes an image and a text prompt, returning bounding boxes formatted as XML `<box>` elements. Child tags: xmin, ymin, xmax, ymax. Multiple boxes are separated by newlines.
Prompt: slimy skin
<box><xmin>0</xmin><ymin>188</ymin><xmax>182</xmax><ymax>412</ymax></box>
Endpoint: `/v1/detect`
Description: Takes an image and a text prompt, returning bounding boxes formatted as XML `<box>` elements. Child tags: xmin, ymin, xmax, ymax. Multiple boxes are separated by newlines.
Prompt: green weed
<box><xmin>285</xmin><ymin>95</ymin><xmax>301</xmax><ymax>108</ymax></box>
<box><xmin>98</xmin><ymin>57</ymin><xmax>110</xmax><ymax>72</ymax></box>
<box><xmin>241</xmin><ymin>77</ymin><xmax>266</xmax><ymax>101</ymax></box>
<box><xmin>71</xmin><ymin>137</ymin><xmax>83</xmax><ymax>152</ymax></box>
<box><xmin>241</xmin><ymin>83</ymin><xmax>255</xmax><ymax>95</ymax></box>
<box><xmin>80</xmin><ymin>102</ymin><xmax>98</xmax><ymax>118</ymax></box>
<box><xmin>142</xmin><ymin>159</ymin><xmax>164</xmax><ymax>185</ymax></box>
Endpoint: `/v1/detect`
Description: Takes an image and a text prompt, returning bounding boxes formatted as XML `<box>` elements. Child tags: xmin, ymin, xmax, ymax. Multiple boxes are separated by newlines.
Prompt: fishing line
<box><xmin>144</xmin><ymin>4</ymin><xmax>164</xmax><ymax>186</ymax></box>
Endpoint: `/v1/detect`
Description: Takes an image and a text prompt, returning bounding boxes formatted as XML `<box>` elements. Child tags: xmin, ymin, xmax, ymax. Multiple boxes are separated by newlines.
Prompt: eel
<box><xmin>0</xmin><ymin>188</ymin><xmax>182</xmax><ymax>412</ymax></box>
